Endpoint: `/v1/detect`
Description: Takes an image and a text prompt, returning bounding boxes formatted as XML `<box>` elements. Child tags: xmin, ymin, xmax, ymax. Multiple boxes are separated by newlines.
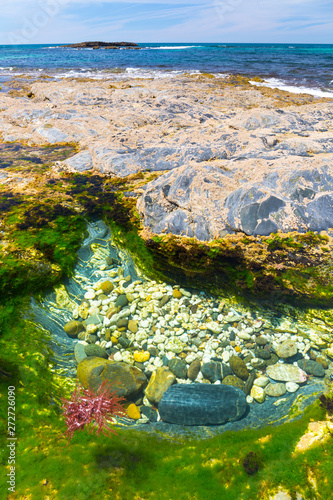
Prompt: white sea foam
<box><xmin>148</xmin><ymin>45</ymin><xmax>202</xmax><ymax>50</ymax></box>
<box><xmin>249</xmin><ymin>77</ymin><xmax>333</xmax><ymax>98</ymax></box>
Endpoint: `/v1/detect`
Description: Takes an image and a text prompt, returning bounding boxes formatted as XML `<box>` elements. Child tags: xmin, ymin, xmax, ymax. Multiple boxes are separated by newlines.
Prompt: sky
<box><xmin>1</xmin><ymin>0</ymin><xmax>332</xmax><ymax>45</ymax></box>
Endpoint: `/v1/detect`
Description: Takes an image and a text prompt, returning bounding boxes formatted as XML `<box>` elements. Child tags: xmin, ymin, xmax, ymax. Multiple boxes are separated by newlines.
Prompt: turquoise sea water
<box><xmin>0</xmin><ymin>43</ymin><xmax>332</xmax><ymax>97</ymax></box>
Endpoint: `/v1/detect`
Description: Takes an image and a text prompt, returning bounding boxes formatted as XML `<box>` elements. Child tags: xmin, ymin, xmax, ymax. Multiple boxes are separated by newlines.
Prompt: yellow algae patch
<box><xmin>126</xmin><ymin>403</ymin><xmax>141</xmax><ymax>420</ymax></box>
<box><xmin>293</xmin><ymin>420</ymin><xmax>333</xmax><ymax>456</ymax></box>
<box><xmin>55</xmin><ymin>284</ymin><xmax>77</xmax><ymax>311</ymax></box>
<box><xmin>134</xmin><ymin>350</ymin><xmax>150</xmax><ymax>363</ymax></box>
<box><xmin>257</xmin><ymin>434</ymin><xmax>272</xmax><ymax>445</ymax></box>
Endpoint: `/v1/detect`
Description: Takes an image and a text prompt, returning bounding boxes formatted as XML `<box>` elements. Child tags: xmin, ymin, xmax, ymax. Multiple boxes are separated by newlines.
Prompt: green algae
<box><xmin>0</xmin><ymin>162</ymin><xmax>332</xmax><ymax>498</ymax></box>
<box><xmin>0</xmin><ymin>142</ymin><xmax>77</xmax><ymax>173</ymax></box>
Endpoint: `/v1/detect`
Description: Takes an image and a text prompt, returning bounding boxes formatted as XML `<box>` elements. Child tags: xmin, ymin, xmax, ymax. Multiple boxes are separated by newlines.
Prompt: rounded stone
<box><xmin>145</xmin><ymin>367</ymin><xmax>176</xmax><ymax>404</ymax></box>
<box><xmin>84</xmin><ymin>344</ymin><xmax>108</xmax><ymax>359</ymax></box>
<box><xmin>64</xmin><ymin>320</ymin><xmax>84</xmax><ymax>338</ymax></box>
<box><xmin>117</xmin><ymin>318</ymin><xmax>129</xmax><ymax>329</ymax></box>
<box><xmin>128</xmin><ymin>320</ymin><xmax>138</xmax><ymax>333</ymax></box>
<box><xmin>172</xmin><ymin>289</ymin><xmax>182</xmax><ymax>299</ymax></box>
<box><xmin>115</xmin><ymin>294</ymin><xmax>128</xmax><ymax>308</ymax></box>
<box><xmin>148</xmin><ymin>347</ymin><xmax>159</xmax><ymax>357</ymax></box>
<box><xmin>265</xmin><ymin>353</ymin><xmax>279</xmax><ymax>366</ymax></box>
<box><xmin>266</xmin><ymin>363</ymin><xmax>307</xmax><ymax>382</ymax></box>
<box><xmin>134</xmin><ymin>351</ymin><xmax>150</xmax><ymax>363</ymax></box>
<box><xmin>286</xmin><ymin>382</ymin><xmax>299</xmax><ymax>393</ymax></box>
<box><xmin>98</xmin><ymin>280</ymin><xmax>114</xmax><ymax>294</ymax></box>
<box><xmin>165</xmin><ymin>337</ymin><xmax>185</xmax><ymax>354</ymax></box>
<box><xmin>297</xmin><ymin>359</ymin><xmax>325</xmax><ymax>377</ymax></box>
<box><xmin>265</xmin><ymin>382</ymin><xmax>286</xmax><ymax>397</ymax></box>
<box><xmin>118</xmin><ymin>336</ymin><xmax>130</xmax><ymax>348</ymax></box>
<box><xmin>187</xmin><ymin>358</ymin><xmax>201</xmax><ymax>381</ymax></box>
<box><xmin>159</xmin><ymin>384</ymin><xmax>248</xmax><ymax>425</ymax></box>
<box><xmin>201</xmin><ymin>361</ymin><xmax>222</xmax><ymax>383</ymax></box>
<box><xmin>77</xmin><ymin>357</ymin><xmax>147</xmax><ymax>397</ymax></box>
<box><xmin>254</xmin><ymin>348</ymin><xmax>271</xmax><ymax>360</ymax></box>
<box><xmin>255</xmin><ymin>336</ymin><xmax>268</xmax><ymax>346</ymax></box>
<box><xmin>169</xmin><ymin>358</ymin><xmax>187</xmax><ymax>379</ymax></box>
<box><xmin>250</xmin><ymin>385</ymin><xmax>266</xmax><ymax>403</ymax></box>
<box><xmin>222</xmin><ymin>375</ymin><xmax>245</xmax><ymax>391</ymax></box>
<box><xmin>229</xmin><ymin>355</ymin><xmax>249</xmax><ymax>381</ymax></box>
<box><xmin>159</xmin><ymin>295</ymin><xmax>170</xmax><ymax>307</ymax></box>
<box><xmin>253</xmin><ymin>376</ymin><xmax>270</xmax><ymax>388</ymax></box>
<box><xmin>276</xmin><ymin>339</ymin><xmax>298</xmax><ymax>359</ymax></box>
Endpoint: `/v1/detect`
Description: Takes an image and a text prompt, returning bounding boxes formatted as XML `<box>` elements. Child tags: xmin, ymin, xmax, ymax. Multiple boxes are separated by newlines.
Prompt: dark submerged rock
<box><xmin>158</xmin><ymin>384</ymin><xmax>248</xmax><ymax>426</ymax></box>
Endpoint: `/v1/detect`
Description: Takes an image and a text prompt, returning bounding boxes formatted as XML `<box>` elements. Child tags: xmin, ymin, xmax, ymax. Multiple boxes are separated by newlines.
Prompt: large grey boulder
<box><xmin>158</xmin><ymin>383</ymin><xmax>248</xmax><ymax>426</ymax></box>
<box><xmin>138</xmin><ymin>163</ymin><xmax>333</xmax><ymax>239</ymax></box>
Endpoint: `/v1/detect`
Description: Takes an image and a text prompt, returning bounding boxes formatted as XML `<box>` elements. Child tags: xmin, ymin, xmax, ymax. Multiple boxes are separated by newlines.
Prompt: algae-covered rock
<box><xmin>229</xmin><ymin>355</ymin><xmax>249</xmax><ymax>381</ymax></box>
<box><xmin>64</xmin><ymin>320</ymin><xmax>84</xmax><ymax>338</ymax></box>
<box><xmin>187</xmin><ymin>358</ymin><xmax>201</xmax><ymax>381</ymax></box>
<box><xmin>222</xmin><ymin>374</ymin><xmax>245</xmax><ymax>391</ymax></box>
<box><xmin>98</xmin><ymin>280</ymin><xmax>114</xmax><ymax>294</ymax></box>
<box><xmin>77</xmin><ymin>357</ymin><xmax>147</xmax><ymax>397</ymax></box>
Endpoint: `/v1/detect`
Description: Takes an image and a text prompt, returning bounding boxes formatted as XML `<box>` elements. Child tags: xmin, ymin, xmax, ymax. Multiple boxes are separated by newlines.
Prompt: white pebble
<box><xmin>84</xmin><ymin>291</ymin><xmax>96</xmax><ymax>300</ymax></box>
<box><xmin>286</xmin><ymin>382</ymin><xmax>299</xmax><ymax>393</ymax></box>
<box><xmin>113</xmin><ymin>352</ymin><xmax>123</xmax><ymax>362</ymax></box>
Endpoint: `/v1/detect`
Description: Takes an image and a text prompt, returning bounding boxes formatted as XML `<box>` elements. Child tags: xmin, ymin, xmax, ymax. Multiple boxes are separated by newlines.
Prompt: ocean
<box><xmin>0</xmin><ymin>42</ymin><xmax>332</xmax><ymax>97</ymax></box>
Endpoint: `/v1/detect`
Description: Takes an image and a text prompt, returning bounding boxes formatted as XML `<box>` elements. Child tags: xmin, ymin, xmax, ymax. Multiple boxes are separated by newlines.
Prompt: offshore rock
<box><xmin>60</xmin><ymin>41</ymin><xmax>140</xmax><ymax>49</ymax></box>
<box><xmin>158</xmin><ymin>384</ymin><xmax>248</xmax><ymax>426</ymax></box>
<box><xmin>77</xmin><ymin>357</ymin><xmax>147</xmax><ymax>397</ymax></box>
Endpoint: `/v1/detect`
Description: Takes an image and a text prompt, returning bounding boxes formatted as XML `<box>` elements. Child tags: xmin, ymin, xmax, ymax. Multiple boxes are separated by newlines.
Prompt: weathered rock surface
<box><xmin>266</xmin><ymin>363</ymin><xmax>307</xmax><ymax>383</ymax></box>
<box><xmin>77</xmin><ymin>357</ymin><xmax>147</xmax><ymax>397</ymax></box>
<box><xmin>158</xmin><ymin>383</ymin><xmax>248</xmax><ymax>425</ymax></box>
<box><xmin>1</xmin><ymin>76</ymin><xmax>333</xmax><ymax>242</ymax></box>
<box><xmin>265</xmin><ymin>382</ymin><xmax>287</xmax><ymax>397</ymax></box>
<box><xmin>275</xmin><ymin>339</ymin><xmax>298</xmax><ymax>359</ymax></box>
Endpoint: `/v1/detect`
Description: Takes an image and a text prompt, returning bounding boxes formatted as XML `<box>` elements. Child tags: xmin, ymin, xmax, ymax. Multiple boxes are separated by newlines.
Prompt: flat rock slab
<box><xmin>158</xmin><ymin>383</ymin><xmax>248</xmax><ymax>426</ymax></box>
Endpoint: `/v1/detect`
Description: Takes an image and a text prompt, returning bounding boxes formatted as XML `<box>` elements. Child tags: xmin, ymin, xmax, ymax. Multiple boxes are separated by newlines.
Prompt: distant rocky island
<box><xmin>61</xmin><ymin>41</ymin><xmax>140</xmax><ymax>49</ymax></box>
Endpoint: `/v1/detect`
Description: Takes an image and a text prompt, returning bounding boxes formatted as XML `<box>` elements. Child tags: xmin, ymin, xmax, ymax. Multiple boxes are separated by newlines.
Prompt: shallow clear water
<box><xmin>0</xmin><ymin>43</ymin><xmax>332</xmax><ymax>97</ymax></box>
